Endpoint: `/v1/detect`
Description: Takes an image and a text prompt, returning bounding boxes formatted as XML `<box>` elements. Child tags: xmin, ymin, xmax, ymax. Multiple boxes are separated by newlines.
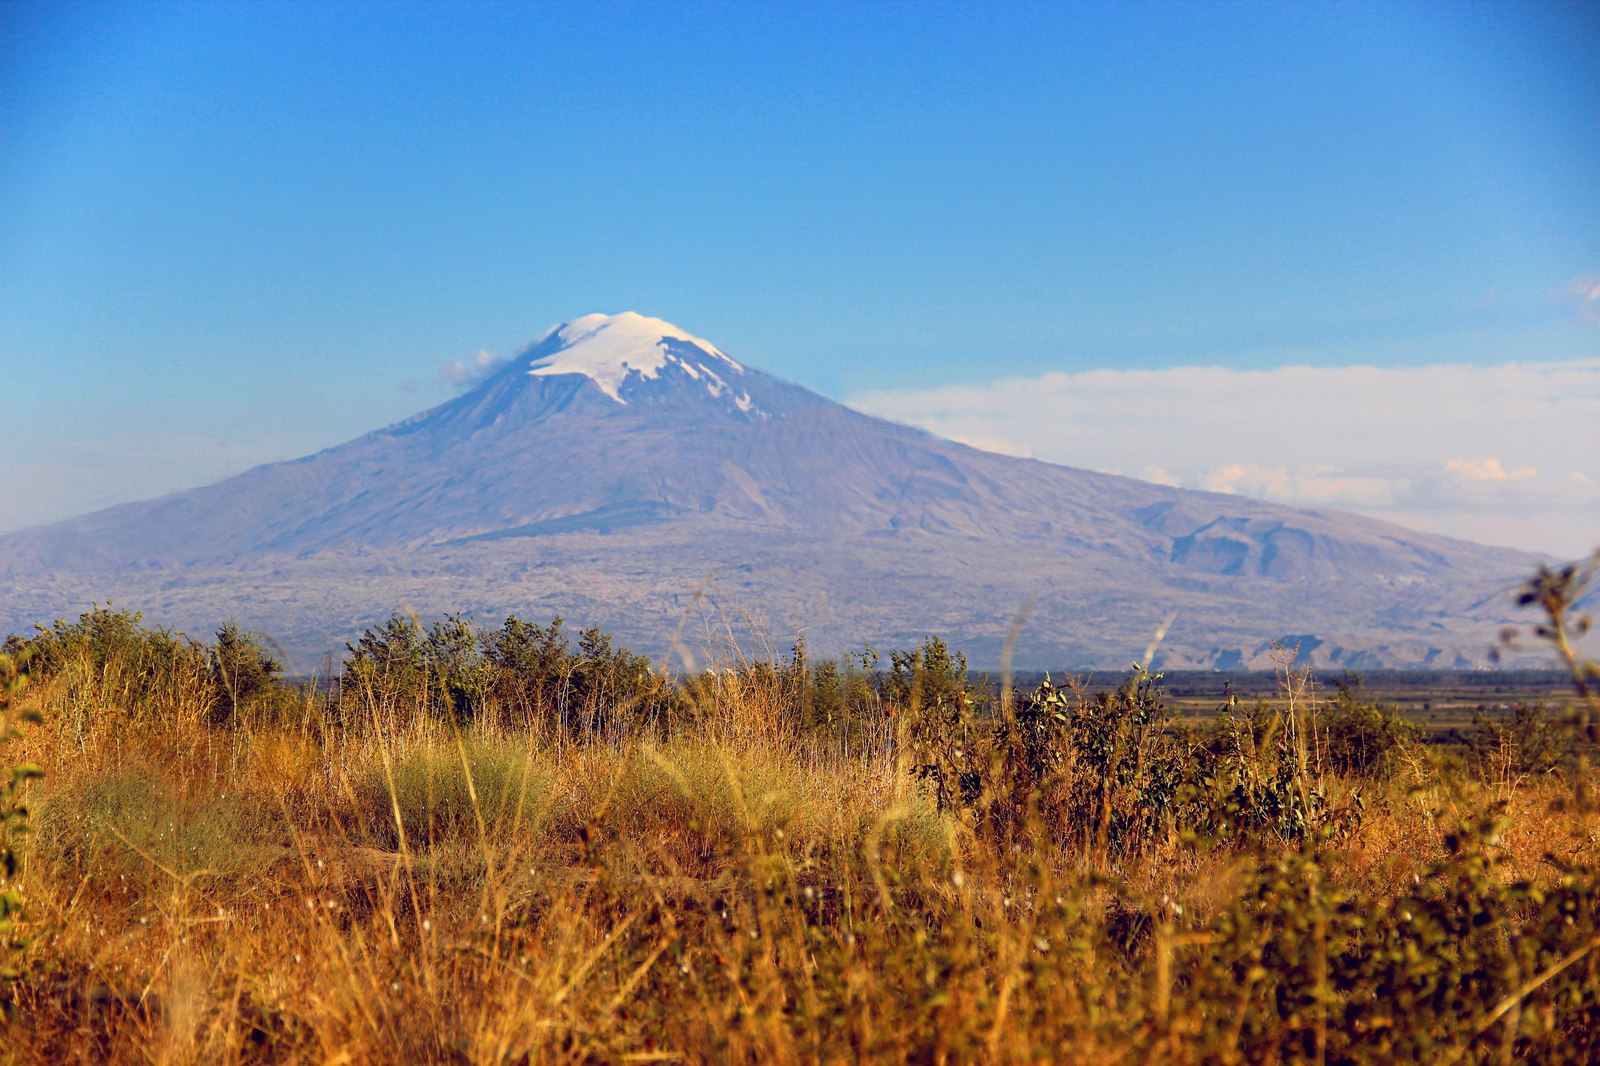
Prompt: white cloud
<box><xmin>848</xmin><ymin>358</ymin><xmax>1600</xmax><ymax>557</ymax></box>
<box><xmin>944</xmin><ymin>431</ymin><xmax>1032</xmax><ymax>458</ymax></box>
<box><xmin>1202</xmin><ymin>463</ymin><xmax>1408</xmax><ymax>507</ymax></box>
<box><xmin>1567</xmin><ymin>275</ymin><xmax>1600</xmax><ymax>324</ymax></box>
<box><xmin>442</xmin><ymin>348</ymin><xmax>505</xmax><ymax>388</ymax></box>
<box><xmin>1446</xmin><ymin>457</ymin><xmax>1536</xmax><ymax>482</ymax></box>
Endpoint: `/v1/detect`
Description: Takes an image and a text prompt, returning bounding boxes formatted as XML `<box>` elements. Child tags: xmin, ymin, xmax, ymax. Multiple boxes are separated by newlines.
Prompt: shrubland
<box><xmin>0</xmin><ymin>555</ymin><xmax>1595</xmax><ymax>1063</ymax></box>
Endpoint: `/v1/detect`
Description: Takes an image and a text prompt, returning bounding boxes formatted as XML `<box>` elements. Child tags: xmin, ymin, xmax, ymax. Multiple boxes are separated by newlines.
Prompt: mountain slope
<box><xmin>0</xmin><ymin>312</ymin><xmax>1540</xmax><ymax>669</ymax></box>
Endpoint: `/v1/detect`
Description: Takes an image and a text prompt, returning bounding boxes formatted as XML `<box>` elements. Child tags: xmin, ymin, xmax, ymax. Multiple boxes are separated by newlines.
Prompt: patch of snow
<box><xmin>527</xmin><ymin>312</ymin><xmax>744</xmax><ymax>403</ymax></box>
<box><xmin>699</xmin><ymin>365</ymin><xmax>732</xmax><ymax>399</ymax></box>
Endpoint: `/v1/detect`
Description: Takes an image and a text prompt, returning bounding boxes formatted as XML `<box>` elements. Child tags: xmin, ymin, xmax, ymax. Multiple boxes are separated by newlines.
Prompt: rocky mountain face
<box><xmin>0</xmin><ymin>312</ymin><xmax>1542</xmax><ymax>671</ymax></box>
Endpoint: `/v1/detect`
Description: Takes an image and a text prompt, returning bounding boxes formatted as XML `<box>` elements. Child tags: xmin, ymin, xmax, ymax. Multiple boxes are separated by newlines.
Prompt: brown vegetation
<box><xmin>0</xmin><ymin>560</ymin><xmax>1596</xmax><ymax>1063</ymax></box>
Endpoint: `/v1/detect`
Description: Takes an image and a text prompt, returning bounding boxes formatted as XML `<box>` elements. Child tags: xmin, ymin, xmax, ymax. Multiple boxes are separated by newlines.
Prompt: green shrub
<box><xmin>996</xmin><ymin>669</ymin><xmax>1185</xmax><ymax>860</ymax></box>
<box><xmin>884</xmin><ymin>652</ymin><xmax>1192</xmax><ymax>860</ymax></box>
<box><xmin>1185</xmin><ymin>691</ymin><xmax>1358</xmax><ymax>848</ymax></box>
<box><xmin>482</xmin><ymin>615</ymin><xmax>578</xmax><ymax>730</ymax></box>
<box><xmin>1323</xmin><ymin>673</ymin><xmax>1418</xmax><ymax>779</ymax></box>
<box><xmin>1176</xmin><ymin>814</ymin><xmax>1600</xmax><ymax>1061</ymax></box>
<box><xmin>11</xmin><ymin>603</ymin><xmax>213</xmax><ymax>726</ymax></box>
<box><xmin>887</xmin><ymin>636</ymin><xmax>981</xmax><ymax>816</ymax></box>
<box><xmin>792</xmin><ymin>645</ymin><xmax>889</xmax><ymax>757</ymax></box>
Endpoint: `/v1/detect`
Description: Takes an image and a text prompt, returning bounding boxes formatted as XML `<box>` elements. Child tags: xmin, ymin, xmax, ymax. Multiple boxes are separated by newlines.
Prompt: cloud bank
<box><xmin>848</xmin><ymin>358</ymin><xmax>1600</xmax><ymax>558</ymax></box>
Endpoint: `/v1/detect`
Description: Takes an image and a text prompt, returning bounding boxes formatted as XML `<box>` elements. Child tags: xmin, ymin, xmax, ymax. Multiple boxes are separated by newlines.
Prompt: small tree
<box><xmin>483</xmin><ymin>615</ymin><xmax>573</xmax><ymax>732</ymax></box>
<box><xmin>210</xmin><ymin>622</ymin><xmax>283</xmax><ymax>723</ymax></box>
<box><xmin>344</xmin><ymin>611</ymin><xmax>430</xmax><ymax>727</ymax></box>
<box><xmin>424</xmin><ymin>613</ymin><xmax>491</xmax><ymax>722</ymax></box>
<box><xmin>886</xmin><ymin>636</ymin><xmax>978</xmax><ymax>814</ymax></box>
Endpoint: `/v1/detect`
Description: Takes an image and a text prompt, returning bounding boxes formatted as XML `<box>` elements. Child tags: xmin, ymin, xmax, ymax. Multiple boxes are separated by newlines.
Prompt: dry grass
<box><xmin>1</xmin><ymin>657</ymin><xmax>1598</xmax><ymax>1064</ymax></box>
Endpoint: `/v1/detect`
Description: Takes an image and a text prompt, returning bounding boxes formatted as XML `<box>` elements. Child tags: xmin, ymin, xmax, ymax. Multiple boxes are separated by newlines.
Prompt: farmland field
<box><xmin>1114</xmin><ymin>670</ymin><xmax>1580</xmax><ymax>737</ymax></box>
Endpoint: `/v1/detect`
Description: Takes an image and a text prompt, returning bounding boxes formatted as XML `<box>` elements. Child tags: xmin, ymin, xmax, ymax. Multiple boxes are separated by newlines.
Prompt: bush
<box><xmin>1460</xmin><ymin>701</ymin><xmax>1572</xmax><ymax>780</ymax></box>
<box><xmin>1322</xmin><ymin>673</ymin><xmax>1417</xmax><ymax>779</ymax></box>
<box><xmin>352</xmin><ymin>738</ymin><xmax>546</xmax><ymax>851</ymax></box>
<box><xmin>1184</xmin><ymin>688</ymin><xmax>1359</xmax><ymax>849</ymax></box>
<box><xmin>883</xmin><ymin>653</ymin><xmax>1192</xmax><ymax>860</ymax></box>
<box><xmin>341</xmin><ymin>612</ymin><xmax>671</xmax><ymax>740</ymax></box>
<box><xmin>0</xmin><ymin>665</ymin><xmax>41</xmax><ymax>991</ymax></box>
<box><xmin>797</xmin><ymin>648</ymin><xmax>886</xmax><ymax>746</ymax></box>
<box><xmin>996</xmin><ymin>669</ymin><xmax>1186</xmax><ymax>859</ymax></box>
<box><xmin>1179</xmin><ymin>814</ymin><xmax>1600</xmax><ymax>1061</ymax></box>
<box><xmin>482</xmin><ymin>615</ymin><xmax>578</xmax><ymax>730</ymax></box>
<box><xmin>11</xmin><ymin>604</ymin><xmax>213</xmax><ymax>727</ymax></box>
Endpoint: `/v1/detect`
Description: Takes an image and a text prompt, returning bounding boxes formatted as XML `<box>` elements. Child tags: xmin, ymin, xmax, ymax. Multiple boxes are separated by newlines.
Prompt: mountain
<box><xmin>0</xmin><ymin>312</ymin><xmax>1541</xmax><ymax>671</ymax></box>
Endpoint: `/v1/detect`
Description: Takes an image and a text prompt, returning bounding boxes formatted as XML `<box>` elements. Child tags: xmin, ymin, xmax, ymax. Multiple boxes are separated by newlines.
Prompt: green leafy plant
<box><xmin>1005</xmin><ymin>667</ymin><xmax>1184</xmax><ymax>861</ymax></box>
<box><xmin>1186</xmin><ymin>680</ymin><xmax>1359</xmax><ymax>848</ymax></box>
<box><xmin>0</xmin><ymin>646</ymin><xmax>42</xmax><ymax>987</ymax></box>
<box><xmin>1461</xmin><ymin>701</ymin><xmax>1571</xmax><ymax>780</ymax></box>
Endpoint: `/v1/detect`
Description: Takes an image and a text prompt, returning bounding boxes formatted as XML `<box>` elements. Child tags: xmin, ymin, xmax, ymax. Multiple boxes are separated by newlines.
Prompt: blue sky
<box><xmin>2</xmin><ymin>0</ymin><xmax>1597</xmax><ymax>554</ymax></box>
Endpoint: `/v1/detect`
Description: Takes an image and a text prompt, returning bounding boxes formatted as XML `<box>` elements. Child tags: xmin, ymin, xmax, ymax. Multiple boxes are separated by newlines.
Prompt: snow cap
<box><xmin>527</xmin><ymin>312</ymin><xmax>748</xmax><ymax>405</ymax></box>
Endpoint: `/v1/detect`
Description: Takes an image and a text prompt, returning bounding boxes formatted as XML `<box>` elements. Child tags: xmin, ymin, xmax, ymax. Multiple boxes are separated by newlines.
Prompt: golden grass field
<box><xmin>0</xmin><ymin>571</ymin><xmax>1596</xmax><ymax>1063</ymax></box>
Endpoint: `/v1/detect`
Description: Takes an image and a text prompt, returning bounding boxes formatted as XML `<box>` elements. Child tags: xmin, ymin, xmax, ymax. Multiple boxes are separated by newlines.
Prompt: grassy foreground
<box><xmin>0</xmin><ymin>571</ymin><xmax>1597</xmax><ymax>1063</ymax></box>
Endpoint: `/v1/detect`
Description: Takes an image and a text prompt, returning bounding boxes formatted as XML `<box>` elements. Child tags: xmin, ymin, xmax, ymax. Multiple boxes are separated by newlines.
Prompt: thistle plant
<box><xmin>1498</xmin><ymin>550</ymin><xmax>1600</xmax><ymax>723</ymax></box>
<box><xmin>1496</xmin><ymin>550</ymin><xmax>1600</xmax><ymax>828</ymax></box>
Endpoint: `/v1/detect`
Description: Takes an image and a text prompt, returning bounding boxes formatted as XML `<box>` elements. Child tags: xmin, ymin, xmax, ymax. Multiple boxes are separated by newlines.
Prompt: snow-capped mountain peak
<box><xmin>526</xmin><ymin>311</ymin><xmax>754</xmax><ymax>408</ymax></box>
